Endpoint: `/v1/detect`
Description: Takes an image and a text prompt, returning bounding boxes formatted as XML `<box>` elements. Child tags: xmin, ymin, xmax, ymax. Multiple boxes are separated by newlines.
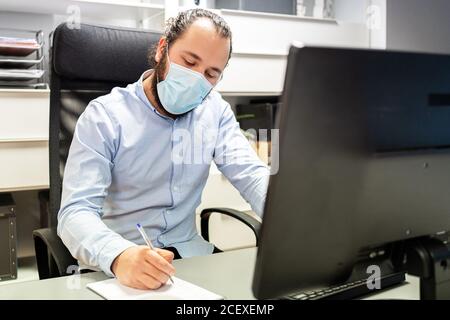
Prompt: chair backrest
<box><xmin>49</xmin><ymin>23</ymin><xmax>162</xmax><ymax>227</ymax></box>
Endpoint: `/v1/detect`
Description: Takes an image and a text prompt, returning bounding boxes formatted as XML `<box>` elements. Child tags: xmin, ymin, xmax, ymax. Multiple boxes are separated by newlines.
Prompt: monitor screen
<box><xmin>253</xmin><ymin>45</ymin><xmax>450</xmax><ymax>299</ymax></box>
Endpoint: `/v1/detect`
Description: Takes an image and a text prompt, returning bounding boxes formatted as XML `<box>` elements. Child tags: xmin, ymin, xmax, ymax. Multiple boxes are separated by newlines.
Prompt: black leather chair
<box><xmin>33</xmin><ymin>23</ymin><xmax>261</xmax><ymax>280</ymax></box>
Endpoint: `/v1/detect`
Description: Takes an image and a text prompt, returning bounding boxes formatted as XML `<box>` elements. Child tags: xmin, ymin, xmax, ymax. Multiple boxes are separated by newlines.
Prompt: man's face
<box><xmin>151</xmin><ymin>18</ymin><xmax>230</xmax><ymax>109</ymax></box>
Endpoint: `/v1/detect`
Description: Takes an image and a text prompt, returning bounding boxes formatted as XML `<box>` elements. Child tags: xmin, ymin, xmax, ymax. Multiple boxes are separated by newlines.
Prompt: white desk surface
<box><xmin>0</xmin><ymin>248</ymin><xmax>420</xmax><ymax>300</ymax></box>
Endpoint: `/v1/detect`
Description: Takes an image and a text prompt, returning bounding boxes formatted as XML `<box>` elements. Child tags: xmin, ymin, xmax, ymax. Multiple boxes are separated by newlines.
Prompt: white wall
<box><xmin>334</xmin><ymin>0</ymin><xmax>369</xmax><ymax>23</ymax></box>
<box><xmin>387</xmin><ymin>0</ymin><xmax>450</xmax><ymax>54</ymax></box>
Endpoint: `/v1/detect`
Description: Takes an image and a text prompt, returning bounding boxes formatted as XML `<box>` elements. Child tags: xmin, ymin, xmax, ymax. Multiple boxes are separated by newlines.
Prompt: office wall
<box><xmin>334</xmin><ymin>0</ymin><xmax>369</xmax><ymax>23</ymax></box>
<box><xmin>387</xmin><ymin>0</ymin><xmax>450</xmax><ymax>54</ymax></box>
<box><xmin>0</xmin><ymin>11</ymin><xmax>54</xmax><ymax>35</ymax></box>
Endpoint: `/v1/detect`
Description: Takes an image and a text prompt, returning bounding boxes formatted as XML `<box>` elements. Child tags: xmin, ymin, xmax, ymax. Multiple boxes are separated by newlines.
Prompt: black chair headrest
<box><xmin>52</xmin><ymin>23</ymin><xmax>162</xmax><ymax>83</ymax></box>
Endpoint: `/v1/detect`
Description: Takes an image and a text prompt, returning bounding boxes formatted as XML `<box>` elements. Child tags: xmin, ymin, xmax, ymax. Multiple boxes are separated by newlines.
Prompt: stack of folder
<box><xmin>0</xmin><ymin>32</ymin><xmax>46</xmax><ymax>89</ymax></box>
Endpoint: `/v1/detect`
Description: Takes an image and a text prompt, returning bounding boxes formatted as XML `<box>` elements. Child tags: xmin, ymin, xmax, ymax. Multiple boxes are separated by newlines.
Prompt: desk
<box><xmin>0</xmin><ymin>248</ymin><xmax>420</xmax><ymax>300</ymax></box>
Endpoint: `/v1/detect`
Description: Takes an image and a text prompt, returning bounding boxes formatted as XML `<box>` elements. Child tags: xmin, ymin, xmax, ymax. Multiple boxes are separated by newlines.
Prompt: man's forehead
<box><xmin>180</xmin><ymin>18</ymin><xmax>225</xmax><ymax>42</ymax></box>
<box><xmin>191</xmin><ymin>17</ymin><xmax>217</xmax><ymax>30</ymax></box>
<box><xmin>170</xmin><ymin>19</ymin><xmax>230</xmax><ymax>69</ymax></box>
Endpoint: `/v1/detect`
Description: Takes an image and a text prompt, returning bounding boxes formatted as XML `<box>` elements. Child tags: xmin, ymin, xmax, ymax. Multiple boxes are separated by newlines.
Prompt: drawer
<box><xmin>216</xmin><ymin>52</ymin><xmax>287</xmax><ymax>94</ymax></box>
<box><xmin>0</xmin><ymin>141</ymin><xmax>49</xmax><ymax>191</ymax></box>
<box><xmin>0</xmin><ymin>89</ymin><xmax>50</xmax><ymax>141</ymax></box>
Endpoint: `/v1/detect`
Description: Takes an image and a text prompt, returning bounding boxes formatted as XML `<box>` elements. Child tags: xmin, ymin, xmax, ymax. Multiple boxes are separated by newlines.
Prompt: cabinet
<box><xmin>0</xmin><ymin>89</ymin><xmax>49</xmax><ymax>192</ymax></box>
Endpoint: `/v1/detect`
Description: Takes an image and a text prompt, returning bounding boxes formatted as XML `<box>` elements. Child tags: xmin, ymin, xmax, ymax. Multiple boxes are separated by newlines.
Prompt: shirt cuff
<box><xmin>98</xmin><ymin>238</ymin><xmax>137</xmax><ymax>277</ymax></box>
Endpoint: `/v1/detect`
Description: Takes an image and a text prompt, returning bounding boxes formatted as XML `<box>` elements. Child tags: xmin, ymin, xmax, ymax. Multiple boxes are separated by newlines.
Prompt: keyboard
<box><xmin>283</xmin><ymin>272</ymin><xmax>406</xmax><ymax>300</ymax></box>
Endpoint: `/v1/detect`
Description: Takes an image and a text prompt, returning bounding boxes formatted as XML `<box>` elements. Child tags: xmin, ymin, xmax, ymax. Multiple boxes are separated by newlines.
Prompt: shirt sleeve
<box><xmin>213</xmin><ymin>102</ymin><xmax>270</xmax><ymax>218</ymax></box>
<box><xmin>57</xmin><ymin>101</ymin><xmax>136</xmax><ymax>277</ymax></box>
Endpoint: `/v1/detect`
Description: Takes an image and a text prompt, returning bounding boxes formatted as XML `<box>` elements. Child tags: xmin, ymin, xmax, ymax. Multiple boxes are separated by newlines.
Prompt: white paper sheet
<box><xmin>86</xmin><ymin>277</ymin><xmax>224</xmax><ymax>300</ymax></box>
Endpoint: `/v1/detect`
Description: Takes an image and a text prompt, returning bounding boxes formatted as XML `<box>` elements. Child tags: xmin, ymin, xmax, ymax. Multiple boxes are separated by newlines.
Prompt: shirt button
<box><xmin>173</xmin><ymin>186</ymin><xmax>179</xmax><ymax>192</ymax></box>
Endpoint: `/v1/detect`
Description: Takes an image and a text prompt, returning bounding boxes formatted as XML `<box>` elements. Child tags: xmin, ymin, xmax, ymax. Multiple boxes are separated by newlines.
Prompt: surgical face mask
<box><xmin>156</xmin><ymin>54</ymin><xmax>215</xmax><ymax>115</ymax></box>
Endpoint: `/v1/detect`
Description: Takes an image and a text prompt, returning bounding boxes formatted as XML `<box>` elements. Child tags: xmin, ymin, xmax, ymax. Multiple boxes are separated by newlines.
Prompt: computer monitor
<box><xmin>252</xmin><ymin>45</ymin><xmax>450</xmax><ymax>299</ymax></box>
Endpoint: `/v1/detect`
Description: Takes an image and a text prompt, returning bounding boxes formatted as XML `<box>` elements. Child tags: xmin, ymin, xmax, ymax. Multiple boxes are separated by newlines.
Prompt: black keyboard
<box><xmin>283</xmin><ymin>272</ymin><xmax>406</xmax><ymax>300</ymax></box>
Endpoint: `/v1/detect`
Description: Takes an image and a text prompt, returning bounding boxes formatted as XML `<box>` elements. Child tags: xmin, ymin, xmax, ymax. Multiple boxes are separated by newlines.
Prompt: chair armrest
<box><xmin>33</xmin><ymin>228</ymin><xmax>77</xmax><ymax>279</ymax></box>
<box><xmin>200</xmin><ymin>207</ymin><xmax>261</xmax><ymax>246</ymax></box>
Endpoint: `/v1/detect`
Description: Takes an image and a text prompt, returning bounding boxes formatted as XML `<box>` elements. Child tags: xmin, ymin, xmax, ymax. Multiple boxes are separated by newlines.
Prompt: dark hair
<box><xmin>148</xmin><ymin>8</ymin><xmax>233</xmax><ymax>67</ymax></box>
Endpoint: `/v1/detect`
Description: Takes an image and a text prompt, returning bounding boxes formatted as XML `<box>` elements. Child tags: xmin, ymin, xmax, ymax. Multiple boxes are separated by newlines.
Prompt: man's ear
<box><xmin>155</xmin><ymin>37</ymin><xmax>167</xmax><ymax>63</ymax></box>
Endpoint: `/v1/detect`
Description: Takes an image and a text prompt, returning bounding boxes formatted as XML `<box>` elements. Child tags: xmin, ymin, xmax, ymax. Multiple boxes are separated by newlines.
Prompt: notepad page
<box><xmin>86</xmin><ymin>277</ymin><xmax>224</xmax><ymax>300</ymax></box>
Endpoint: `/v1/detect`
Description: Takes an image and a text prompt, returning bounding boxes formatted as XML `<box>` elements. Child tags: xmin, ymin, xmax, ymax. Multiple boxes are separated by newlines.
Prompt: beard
<box><xmin>150</xmin><ymin>50</ymin><xmax>168</xmax><ymax>112</ymax></box>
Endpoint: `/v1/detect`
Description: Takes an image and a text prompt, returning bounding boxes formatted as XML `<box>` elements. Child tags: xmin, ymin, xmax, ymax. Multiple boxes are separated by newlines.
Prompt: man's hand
<box><xmin>111</xmin><ymin>246</ymin><xmax>175</xmax><ymax>290</ymax></box>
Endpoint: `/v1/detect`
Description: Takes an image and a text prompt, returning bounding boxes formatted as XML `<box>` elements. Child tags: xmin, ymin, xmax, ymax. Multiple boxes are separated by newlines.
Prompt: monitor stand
<box><xmin>404</xmin><ymin>234</ymin><xmax>450</xmax><ymax>300</ymax></box>
<box><xmin>282</xmin><ymin>248</ymin><xmax>407</xmax><ymax>300</ymax></box>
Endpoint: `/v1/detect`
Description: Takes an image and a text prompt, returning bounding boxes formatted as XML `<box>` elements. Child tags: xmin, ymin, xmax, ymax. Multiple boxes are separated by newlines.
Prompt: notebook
<box><xmin>87</xmin><ymin>277</ymin><xmax>224</xmax><ymax>300</ymax></box>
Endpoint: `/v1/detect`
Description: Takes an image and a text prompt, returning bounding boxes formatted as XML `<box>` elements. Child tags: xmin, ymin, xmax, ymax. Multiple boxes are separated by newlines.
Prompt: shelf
<box><xmin>74</xmin><ymin>0</ymin><xmax>164</xmax><ymax>9</ymax></box>
<box><xmin>0</xmin><ymin>0</ymin><xmax>164</xmax><ymax>21</ymax></box>
<box><xmin>219</xmin><ymin>91</ymin><xmax>282</xmax><ymax>97</ymax></box>
<box><xmin>0</xmin><ymin>185</ymin><xmax>49</xmax><ymax>193</ymax></box>
<box><xmin>220</xmin><ymin>8</ymin><xmax>338</xmax><ymax>24</ymax></box>
<box><xmin>0</xmin><ymin>43</ymin><xmax>42</xmax><ymax>57</ymax></box>
<box><xmin>232</xmin><ymin>51</ymin><xmax>288</xmax><ymax>58</ymax></box>
<box><xmin>0</xmin><ymin>69</ymin><xmax>45</xmax><ymax>81</ymax></box>
<box><xmin>72</xmin><ymin>0</ymin><xmax>164</xmax><ymax>20</ymax></box>
<box><xmin>0</xmin><ymin>137</ymin><xmax>48</xmax><ymax>143</ymax></box>
<box><xmin>0</xmin><ymin>88</ymin><xmax>49</xmax><ymax>94</ymax></box>
<box><xmin>0</xmin><ymin>56</ymin><xmax>44</xmax><ymax>69</ymax></box>
<box><xmin>0</xmin><ymin>28</ymin><xmax>45</xmax><ymax>89</ymax></box>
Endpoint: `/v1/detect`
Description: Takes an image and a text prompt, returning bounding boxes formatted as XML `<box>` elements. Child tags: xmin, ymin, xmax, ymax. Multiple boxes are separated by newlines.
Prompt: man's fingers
<box><xmin>140</xmin><ymin>261</ymin><xmax>170</xmax><ymax>284</ymax></box>
<box><xmin>155</xmin><ymin>248</ymin><xmax>175</xmax><ymax>263</ymax></box>
<box><xmin>137</xmin><ymin>272</ymin><xmax>163</xmax><ymax>290</ymax></box>
<box><xmin>127</xmin><ymin>280</ymin><xmax>147</xmax><ymax>290</ymax></box>
<box><xmin>114</xmin><ymin>246</ymin><xmax>173</xmax><ymax>291</ymax></box>
<box><xmin>146</xmin><ymin>250</ymin><xmax>176</xmax><ymax>276</ymax></box>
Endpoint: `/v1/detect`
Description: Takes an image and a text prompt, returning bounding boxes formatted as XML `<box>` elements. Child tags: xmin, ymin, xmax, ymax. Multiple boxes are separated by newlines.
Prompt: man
<box><xmin>58</xmin><ymin>9</ymin><xmax>270</xmax><ymax>290</ymax></box>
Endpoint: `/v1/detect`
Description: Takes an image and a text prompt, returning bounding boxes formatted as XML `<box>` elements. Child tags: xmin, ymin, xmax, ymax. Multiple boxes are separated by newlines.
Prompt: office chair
<box><xmin>33</xmin><ymin>23</ymin><xmax>261</xmax><ymax>280</ymax></box>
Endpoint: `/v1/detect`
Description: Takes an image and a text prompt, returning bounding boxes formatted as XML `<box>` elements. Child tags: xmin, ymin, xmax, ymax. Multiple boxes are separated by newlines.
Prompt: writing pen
<box><xmin>136</xmin><ymin>223</ymin><xmax>174</xmax><ymax>284</ymax></box>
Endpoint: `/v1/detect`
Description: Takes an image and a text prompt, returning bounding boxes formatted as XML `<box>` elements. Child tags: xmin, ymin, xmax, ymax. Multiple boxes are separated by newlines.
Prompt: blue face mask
<box><xmin>156</xmin><ymin>56</ymin><xmax>214</xmax><ymax>115</ymax></box>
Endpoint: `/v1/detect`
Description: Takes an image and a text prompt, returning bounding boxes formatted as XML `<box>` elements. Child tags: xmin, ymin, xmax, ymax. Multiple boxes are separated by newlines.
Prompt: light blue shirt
<box><xmin>57</xmin><ymin>70</ymin><xmax>270</xmax><ymax>276</ymax></box>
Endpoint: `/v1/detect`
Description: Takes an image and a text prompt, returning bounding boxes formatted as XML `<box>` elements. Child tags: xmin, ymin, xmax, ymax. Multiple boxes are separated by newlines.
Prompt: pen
<box><xmin>136</xmin><ymin>223</ymin><xmax>174</xmax><ymax>284</ymax></box>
